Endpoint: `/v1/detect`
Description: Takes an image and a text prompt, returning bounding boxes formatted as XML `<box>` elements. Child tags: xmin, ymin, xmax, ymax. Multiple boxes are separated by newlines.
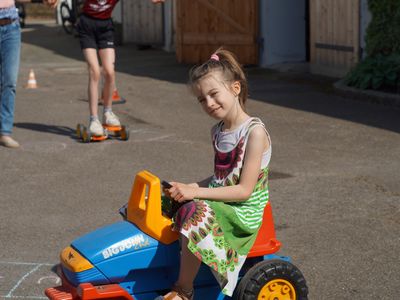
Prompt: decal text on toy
<box><xmin>102</xmin><ymin>234</ymin><xmax>147</xmax><ymax>259</ymax></box>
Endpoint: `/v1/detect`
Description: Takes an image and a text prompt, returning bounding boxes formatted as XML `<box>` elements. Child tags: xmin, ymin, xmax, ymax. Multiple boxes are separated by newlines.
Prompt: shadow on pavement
<box><xmin>15</xmin><ymin>122</ymin><xmax>77</xmax><ymax>139</ymax></box>
<box><xmin>21</xmin><ymin>22</ymin><xmax>400</xmax><ymax>134</ymax></box>
<box><xmin>248</xmin><ymin>72</ymin><xmax>400</xmax><ymax>134</ymax></box>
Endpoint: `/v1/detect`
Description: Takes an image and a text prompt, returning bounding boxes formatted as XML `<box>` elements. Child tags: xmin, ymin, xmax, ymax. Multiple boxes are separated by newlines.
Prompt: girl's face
<box><xmin>193</xmin><ymin>71</ymin><xmax>241</xmax><ymax>120</ymax></box>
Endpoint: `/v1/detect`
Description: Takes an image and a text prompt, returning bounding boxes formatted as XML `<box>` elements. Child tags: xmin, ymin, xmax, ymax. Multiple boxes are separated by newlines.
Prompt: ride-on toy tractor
<box><xmin>45</xmin><ymin>170</ymin><xmax>308</xmax><ymax>300</ymax></box>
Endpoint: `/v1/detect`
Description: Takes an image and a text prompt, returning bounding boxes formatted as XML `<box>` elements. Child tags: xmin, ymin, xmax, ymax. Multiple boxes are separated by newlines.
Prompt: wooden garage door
<box><xmin>175</xmin><ymin>0</ymin><xmax>259</xmax><ymax>65</ymax></box>
<box><xmin>122</xmin><ymin>0</ymin><xmax>163</xmax><ymax>45</ymax></box>
<box><xmin>310</xmin><ymin>0</ymin><xmax>360</xmax><ymax>76</ymax></box>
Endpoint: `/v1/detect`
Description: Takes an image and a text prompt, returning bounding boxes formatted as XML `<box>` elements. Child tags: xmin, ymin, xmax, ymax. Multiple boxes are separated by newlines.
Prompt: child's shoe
<box><xmin>103</xmin><ymin>111</ymin><xmax>121</xmax><ymax>127</ymax></box>
<box><xmin>89</xmin><ymin>119</ymin><xmax>104</xmax><ymax>136</ymax></box>
<box><xmin>0</xmin><ymin>135</ymin><xmax>20</xmax><ymax>148</ymax></box>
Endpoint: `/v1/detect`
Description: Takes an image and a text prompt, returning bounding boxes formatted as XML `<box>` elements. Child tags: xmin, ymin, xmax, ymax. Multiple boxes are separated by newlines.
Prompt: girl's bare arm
<box><xmin>169</xmin><ymin>126</ymin><xmax>269</xmax><ymax>202</ymax></box>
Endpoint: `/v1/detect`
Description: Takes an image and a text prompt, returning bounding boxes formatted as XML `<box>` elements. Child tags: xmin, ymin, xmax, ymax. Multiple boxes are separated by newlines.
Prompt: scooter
<box><xmin>76</xmin><ymin>123</ymin><xmax>129</xmax><ymax>143</ymax></box>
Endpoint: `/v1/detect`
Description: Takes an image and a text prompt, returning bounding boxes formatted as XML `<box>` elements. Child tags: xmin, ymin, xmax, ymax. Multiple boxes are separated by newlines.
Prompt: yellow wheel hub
<box><xmin>258</xmin><ymin>279</ymin><xmax>296</xmax><ymax>300</ymax></box>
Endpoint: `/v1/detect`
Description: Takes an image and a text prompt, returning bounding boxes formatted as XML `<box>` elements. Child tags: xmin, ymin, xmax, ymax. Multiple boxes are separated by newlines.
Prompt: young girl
<box><xmin>160</xmin><ymin>49</ymin><xmax>271</xmax><ymax>300</ymax></box>
<box><xmin>75</xmin><ymin>0</ymin><xmax>121</xmax><ymax>136</ymax></box>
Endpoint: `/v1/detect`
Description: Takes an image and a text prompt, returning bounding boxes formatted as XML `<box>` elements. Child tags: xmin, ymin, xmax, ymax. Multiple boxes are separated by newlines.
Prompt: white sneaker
<box><xmin>103</xmin><ymin>111</ymin><xmax>121</xmax><ymax>127</ymax></box>
<box><xmin>89</xmin><ymin>119</ymin><xmax>104</xmax><ymax>136</ymax></box>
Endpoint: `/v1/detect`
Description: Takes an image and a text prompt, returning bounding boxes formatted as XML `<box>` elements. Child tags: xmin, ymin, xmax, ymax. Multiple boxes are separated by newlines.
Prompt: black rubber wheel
<box><xmin>60</xmin><ymin>2</ymin><xmax>74</xmax><ymax>35</ymax></box>
<box><xmin>76</xmin><ymin>124</ymin><xmax>84</xmax><ymax>139</ymax></box>
<box><xmin>82</xmin><ymin>128</ymin><xmax>91</xmax><ymax>143</ymax></box>
<box><xmin>120</xmin><ymin>125</ymin><xmax>130</xmax><ymax>141</ymax></box>
<box><xmin>233</xmin><ymin>259</ymin><xmax>308</xmax><ymax>300</ymax></box>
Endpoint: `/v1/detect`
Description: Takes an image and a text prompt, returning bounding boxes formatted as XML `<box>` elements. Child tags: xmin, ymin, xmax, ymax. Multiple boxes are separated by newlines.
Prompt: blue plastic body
<box><xmin>63</xmin><ymin>220</ymin><xmax>290</xmax><ymax>300</ymax></box>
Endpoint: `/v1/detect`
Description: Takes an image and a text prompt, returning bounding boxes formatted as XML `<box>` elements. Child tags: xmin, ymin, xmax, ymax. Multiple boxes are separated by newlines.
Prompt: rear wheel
<box><xmin>60</xmin><ymin>2</ymin><xmax>74</xmax><ymax>34</ymax></box>
<box><xmin>233</xmin><ymin>260</ymin><xmax>308</xmax><ymax>300</ymax></box>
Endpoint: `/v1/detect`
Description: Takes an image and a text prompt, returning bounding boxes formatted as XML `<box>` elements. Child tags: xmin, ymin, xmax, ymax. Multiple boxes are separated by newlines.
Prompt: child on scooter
<box><xmin>160</xmin><ymin>48</ymin><xmax>272</xmax><ymax>300</ymax></box>
<box><xmin>76</xmin><ymin>0</ymin><xmax>164</xmax><ymax>136</ymax></box>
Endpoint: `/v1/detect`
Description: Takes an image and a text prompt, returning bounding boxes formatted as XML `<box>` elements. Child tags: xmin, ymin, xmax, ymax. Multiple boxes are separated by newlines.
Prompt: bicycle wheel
<box><xmin>60</xmin><ymin>2</ymin><xmax>74</xmax><ymax>35</ymax></box>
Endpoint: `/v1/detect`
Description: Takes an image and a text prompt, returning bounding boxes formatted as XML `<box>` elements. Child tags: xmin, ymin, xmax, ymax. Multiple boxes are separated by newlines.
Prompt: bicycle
<box><xmin>15</xmin><ymin>2</ymin><xmax>26</xmax><ymax>28</ymax></box>
<box><xmin>59</xmin><ymin>0</ymin><xmax>83</xmax><ymax>35</ymax></box>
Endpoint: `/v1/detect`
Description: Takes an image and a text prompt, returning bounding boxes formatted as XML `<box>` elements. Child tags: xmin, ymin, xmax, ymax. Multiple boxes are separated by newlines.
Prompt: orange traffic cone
<box><xmin>26</xmin><ymin>69</ymin><xmax>38</xmax><ymax>89</ymax></box>
<box><xmin>99</xmin><ymin>87</ymin><xmax>126</xmax><ymax>105</ymax></box>
<box><xmin>111</xmin><ymin>88</ymin><xmax>126</xmax><ymax>104</ymax></box>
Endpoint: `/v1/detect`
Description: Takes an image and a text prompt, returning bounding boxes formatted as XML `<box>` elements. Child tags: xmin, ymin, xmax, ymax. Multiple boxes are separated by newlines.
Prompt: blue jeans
<box><xmin>0</xmin><ymin>21</ymin><xmax>21</xmax><ymax>135</ymax></box>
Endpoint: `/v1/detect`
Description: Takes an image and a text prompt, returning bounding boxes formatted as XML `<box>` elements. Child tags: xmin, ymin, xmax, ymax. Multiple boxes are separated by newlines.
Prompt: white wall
<box><xmin>259</xmin><ymin>0</ymin><xmax>306</xmax><ymax>67</ymax></box>
<box><xmin>360</xmin><ymin>0</ymin><xmax>372</xmax><ymax>58</ymax></box>
<box><xmin>162</xmin><ymin>0</ymin><xmax>176</xmax><ymax>52</ymax></box>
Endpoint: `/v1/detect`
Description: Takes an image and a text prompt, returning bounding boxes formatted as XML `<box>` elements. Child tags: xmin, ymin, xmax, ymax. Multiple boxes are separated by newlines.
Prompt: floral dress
<box><xmin>173</xmin><ymin>117</ymin><xmax>271</xmax><ymax>296</ymax></box>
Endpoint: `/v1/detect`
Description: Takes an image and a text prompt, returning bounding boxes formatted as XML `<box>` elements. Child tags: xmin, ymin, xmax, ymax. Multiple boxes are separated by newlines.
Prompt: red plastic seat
<box><xmin>248</xmin><ymin>202</ymin><xmax>281</xmax><ymax>257</ymax></box>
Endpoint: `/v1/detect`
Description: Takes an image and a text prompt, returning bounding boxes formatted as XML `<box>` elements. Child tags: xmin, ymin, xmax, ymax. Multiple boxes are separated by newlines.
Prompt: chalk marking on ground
<box><xmin>5</xmin><ymin>264</ymin><xmax>42</xmax><ymax>298</ymax></box>
<box><xmin>37</xmin><ymin>275</ymin><xmax>60</xmax><ymax>285</ymax></box>
<box><xmin>0</xmin><ymin>261</ymin><xmax>56</xmax><ymax>299</ymax></box>
<box><xmin>146</xmin><ymin>134</ymin><xmax>174</xmax><ymax>142</ymax></box>
<box><xmin>3</xmin><ymin>296</ymin><xmax>47</xmax><ymax>299</ymax></box>
<box><xmin>0</xmin><ymin>261</ymin><xmax>53</xmax><ymax>266</ymax></box>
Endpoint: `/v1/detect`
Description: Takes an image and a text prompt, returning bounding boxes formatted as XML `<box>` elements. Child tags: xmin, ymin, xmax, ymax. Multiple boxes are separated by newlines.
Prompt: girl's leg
<box><xmin>82</xmin><ymin>48</ymin><xmax>101</xmax><ymax>117</ymax></box>
<box><xmin>98</xmin><ymin>48</ymin><xmax>115</xmax><ymax>109</ymax></box>
<box><xmin>176</xmin><ymin>236</ymin><xmax>201</xmax><ymax>291</ymax></box>
<box><xmin>161</xmin><ymin>236</ymin><xmax>200</xmax><ymax>299</ymax></box>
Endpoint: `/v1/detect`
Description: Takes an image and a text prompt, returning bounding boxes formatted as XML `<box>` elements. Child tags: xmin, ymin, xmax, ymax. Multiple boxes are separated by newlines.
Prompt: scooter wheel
<box><xmin>82</xmin><ymin>129</ymin><xmax>91</xmax><ymax>143</ymax></box>
<box><xmin>120</xmin><ymin>125</ymin><xmax>130</xmax><ymax>141</ymax></box>
<box><xmin>76</xmin><ymin>124</ymin><xmax>84</xmax><ymax>139</ymax></box>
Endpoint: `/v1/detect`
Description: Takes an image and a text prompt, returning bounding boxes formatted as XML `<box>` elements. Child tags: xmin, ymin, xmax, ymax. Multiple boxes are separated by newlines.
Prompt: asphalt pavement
<box><xmin>0</xmin><ymin>20</ymin><xmax>399</xmax><ymax>300</ymax></box>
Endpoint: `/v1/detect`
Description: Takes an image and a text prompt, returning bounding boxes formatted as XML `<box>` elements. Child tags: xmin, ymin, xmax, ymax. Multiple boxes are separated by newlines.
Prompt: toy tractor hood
<box><xmin>71</xmin><ymin>220</ymin><xmax>159</xmax><ymax>265</ymax></box>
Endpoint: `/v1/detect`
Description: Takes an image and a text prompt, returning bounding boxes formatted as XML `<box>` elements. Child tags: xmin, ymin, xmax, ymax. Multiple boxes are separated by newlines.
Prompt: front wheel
<box><xmin>120</xmin><ymin>125</ymin><xmax>130</xmax><ymax>141</ymax></box>
<box><xmin>233</xmin><ymin>260</ymin><xmax>308</xmax><ymax>300</ymax></box>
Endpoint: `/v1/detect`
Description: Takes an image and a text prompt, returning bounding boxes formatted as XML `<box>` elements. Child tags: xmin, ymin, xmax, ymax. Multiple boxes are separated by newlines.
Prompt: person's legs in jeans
<box><xmin>0</xmin><ymin>22</ymin><xmax>21</xmax><ymax>146</ymax></box>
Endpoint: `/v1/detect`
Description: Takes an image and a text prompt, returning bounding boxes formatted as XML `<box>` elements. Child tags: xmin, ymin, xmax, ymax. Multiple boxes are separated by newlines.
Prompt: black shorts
<box><xmin>77</xmin><ymin>14</ymin><xmax>114</xmax><ymax>50</ymax></box>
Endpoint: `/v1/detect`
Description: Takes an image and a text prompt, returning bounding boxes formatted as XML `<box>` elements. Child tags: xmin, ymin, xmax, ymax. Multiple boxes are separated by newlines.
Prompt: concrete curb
<box><xmin>334</xmin><ymin>79</ymin><xmax>400</xmax><ymax>109</ymax></box>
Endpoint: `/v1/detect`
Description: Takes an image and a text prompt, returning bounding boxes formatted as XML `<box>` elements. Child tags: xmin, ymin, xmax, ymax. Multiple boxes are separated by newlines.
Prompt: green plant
<box><xmin>345</xmin><ymin>54</ymin><xmax>400</xmax><ymax>90</ymax></box>
<box><xmin>366</xmin><ymin>0</ymin><xmax>400</xmax><ymax>56</ymax></box>
<box><xmin>345</xmin><ymin>0</ymin><xmax>400</xmax><ymax>91</ymax></box>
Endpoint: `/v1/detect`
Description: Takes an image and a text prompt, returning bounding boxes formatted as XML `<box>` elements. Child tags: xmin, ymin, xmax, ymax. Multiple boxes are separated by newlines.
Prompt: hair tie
<box><xmin>210</xmin><ymin>53</ymin><xmax>219</xmax><ymax>61</ymax></box>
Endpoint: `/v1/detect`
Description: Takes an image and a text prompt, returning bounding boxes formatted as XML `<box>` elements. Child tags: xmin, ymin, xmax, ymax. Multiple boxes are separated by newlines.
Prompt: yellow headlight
<box><xmin>60</xmin><ymin>246</ymin><xmax>93</xmax><ymax>272</ymax></box>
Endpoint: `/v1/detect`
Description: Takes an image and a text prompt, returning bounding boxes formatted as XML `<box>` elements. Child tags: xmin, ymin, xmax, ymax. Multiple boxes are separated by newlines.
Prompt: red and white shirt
<box><xmin>82</xmin><ymin>0</ymin><xmax>119</xmax><ymax>19</ymax></box>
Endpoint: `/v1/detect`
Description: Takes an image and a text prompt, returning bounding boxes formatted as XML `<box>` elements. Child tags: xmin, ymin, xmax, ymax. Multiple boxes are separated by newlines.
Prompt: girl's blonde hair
<box><xmin>189</xmin><ymin>48</ymin><xmax>248</xmax><ymax>111</ymax></box>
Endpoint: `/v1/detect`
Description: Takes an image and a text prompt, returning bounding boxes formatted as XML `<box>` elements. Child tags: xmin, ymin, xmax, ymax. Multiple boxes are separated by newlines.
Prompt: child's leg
<box><xmin>161</xmin><ymin>236</ymin><xmax>200</xmax><ymax>299</ymax></box>
<box><xmin>176</xmin><ymin>236</ymin><xmax>201</xmax><ymax>291</ymax></box>
<box><xmin>82</xmin><ymin>48</ymin><xmax>101</xmax><ymax>117</ymax></box>
<box><xmin>98</xmin><ymin>48</ymin><xmax>115</xmax><ymax>109</ymax></box>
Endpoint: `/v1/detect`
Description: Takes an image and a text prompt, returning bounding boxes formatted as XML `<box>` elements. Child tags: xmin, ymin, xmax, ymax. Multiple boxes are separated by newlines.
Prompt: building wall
<box><xmin>259</xmin><ymin>0</ymin><xmax>306</xmax><ymax>67</ymax></box>
<box><xmin>360</xmin><ymin>0</ymin><xmax>372</xmax><ymax>59</ymax></box>
<box><xmin>121</xmin><ymin>0</ymin><xmax>163</xmax><ymax>45</ymax></box>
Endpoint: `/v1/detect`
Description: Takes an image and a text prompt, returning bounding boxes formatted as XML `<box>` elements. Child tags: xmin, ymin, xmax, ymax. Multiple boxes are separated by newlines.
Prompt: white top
<box><xmin>212</xmin><ymin>117</ymin><xmax>272</xmax><ymax>169</ymax></box>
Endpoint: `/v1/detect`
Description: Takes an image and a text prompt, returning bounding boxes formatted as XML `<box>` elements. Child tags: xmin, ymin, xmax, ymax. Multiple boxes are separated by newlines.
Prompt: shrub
<box><xmin>345</xmin><ymin>54</ymin><xmax>400</xmax><ymax>90</ymax></box>
<box><xmin>345</xmin><ymin>0</ymin><xmax>400</xmax><ymax>91</ymax></box>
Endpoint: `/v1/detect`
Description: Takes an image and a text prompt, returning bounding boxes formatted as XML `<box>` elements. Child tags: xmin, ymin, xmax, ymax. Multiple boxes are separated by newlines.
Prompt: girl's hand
<box><xmin>44</xmin><ymin>0</ymin><xmax>58</xmax><ymax>8</ymax></box>
<box><xmin>167</xmin><ymin>182</ymin><xmax>197</xmax><ymax>203</ymax></box>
